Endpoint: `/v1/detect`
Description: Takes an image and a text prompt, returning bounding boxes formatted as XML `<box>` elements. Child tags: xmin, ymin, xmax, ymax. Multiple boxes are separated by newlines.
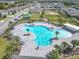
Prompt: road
<box><xmin>0</xmin><ymin>8</ymin><xmax>29</xmax><ymax>36</ymax></box>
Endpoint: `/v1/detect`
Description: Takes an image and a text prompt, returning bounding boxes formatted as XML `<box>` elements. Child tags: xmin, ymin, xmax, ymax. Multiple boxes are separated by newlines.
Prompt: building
<box><xmin>29</xmin><ymin>2</ymin><xmax>65</xmax><ymax>13</ymax></box>
<box><xmin>62</xmin><ymin>7</ymin><xmax>79</xmax><ymax>18</ymax></box>
<box><xmin>0</xmin><ymin>0</ymin><xmax>15</xmax><ymax>4</ymax></box>
<box><xmin>0</xmin><ymin>5</ymin><xmax>28</xmax><ymax>17</ymax></box>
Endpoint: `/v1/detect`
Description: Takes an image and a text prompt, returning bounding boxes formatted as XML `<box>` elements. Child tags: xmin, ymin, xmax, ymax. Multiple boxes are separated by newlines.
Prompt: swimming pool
<box><xmin>23</xmin><ymin>25</ymin><xmax>72</xmax><ymax>46</ymax></box>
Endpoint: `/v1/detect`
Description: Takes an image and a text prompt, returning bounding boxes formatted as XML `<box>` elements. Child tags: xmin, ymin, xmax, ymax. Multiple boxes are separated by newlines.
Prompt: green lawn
<box><xmin>0</xmin><ymin>3</ymin><xmax>16</xmax><ymax>10</ymax></box>
<box><xmin>0</xmin><ymin>16</ymin><xmax>12</xmax><ymax>21</ymax></box>
<box><xmin>0</xmin><ymin>37</ymin><xmax>9</xmax><ymax>59</ymax></box>
<box><xmin>0</xmin><ymin>13</ymin><xmax>18</xmax><ymax>22</ymax></box>
<box><xmin>0</xmin><ymin>36</ymin><xmax>20</xmax><ymax>59</ymax></box>
<box><xmin>23</xmin><ymin>12</ymin><xmax>79</xmax><ymax>26</ymax></box>
<box><xmin>45</xmin><ymin>14</ymin><xmax>59</xmax><ymax>20</ymax></box>
<box><xmin>3</xmin><ymin>17</ymin><xmax>11</xmax><ymax>21</ymax></box>
<box><xmin>0</xmin><ymin>17</ymin><xmax>5</xmax><ymax>21</ymax></box>
<box><xmin>31</xmin><ymin>13</ymin><xmax>41</xmax><ymax>19</ymax></box>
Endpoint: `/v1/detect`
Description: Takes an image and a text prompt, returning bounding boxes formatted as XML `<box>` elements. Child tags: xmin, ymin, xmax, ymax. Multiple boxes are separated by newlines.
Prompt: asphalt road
<box><xmin>0</xmin><ymin>8</ymin><xmax>29</xmax><ymax>36</ymax></box>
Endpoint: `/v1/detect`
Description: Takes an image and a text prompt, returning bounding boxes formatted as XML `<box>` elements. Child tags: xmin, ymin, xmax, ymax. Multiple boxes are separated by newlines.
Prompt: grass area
<box><xmin>0</xmin><ymin>17</ymin><xmax>5</xmax><ymax>21</ymax></box>
<box><xmin>45</xmin><ymin>15</ymin><xmax>59</xmax><ymax>20</ymax></box>
<box><xmin>65</xmin><ymin>55</ymin><xmax>79</xmax><ymax>59</ymax></box>
<box><xmin>0</xmin><ymin>16</ymin><xmax>12</xmax><ymax>21</ymax></box>
<box><xmin>31</xmin><ymin>13</ymin><xmax>41</xmax><ymax>19</ymax></box>
<box><xmin>0</xmin><ymin>3</ymin><xmax>16</xmax><ymax>10</ymax></box>
<box><xmin>29</xmin><ymin>12</ymin><xmax>79</xmax><ymax>26</ymax></box>
<box><xmin>0</xmin><ymin>37</ymin><xmax>9</xmax><ymax>59</ymax></box>
<box><xmin>0</xmin><ymin>13</ymin><xmax>17</xmax><ymax>22</ymax></box>
<box><xmin>0</xmin><ymin>34</ymin><xmax>21</xmax><ymax>59</ymax></box>
<box><xmin>3</xmin><ymin>17</ymin><xmax>11</xmax><ymax>21</ymax></box>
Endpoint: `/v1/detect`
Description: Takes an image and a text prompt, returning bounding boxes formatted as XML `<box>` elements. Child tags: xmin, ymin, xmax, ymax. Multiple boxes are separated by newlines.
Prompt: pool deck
<box><xmin>11</xmin><ymin>22</ymin><xmax>79</xmax><ymax>58</ymax></box>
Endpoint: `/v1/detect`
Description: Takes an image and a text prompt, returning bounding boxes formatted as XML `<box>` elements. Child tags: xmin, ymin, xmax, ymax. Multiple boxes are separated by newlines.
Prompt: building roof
<box><xmin>0</xmin><ymin>5</ymin><xmax>27</xmax><ymax>15</ymax></box>
<box><xmin>64</xmin><ymin>23</ymin><xmax>79</xmax><ymax>31</ymax></box>
<box><xmin>63</xmin><ymin>7</ymin><xmax>79</xmax><ymax>17</ymax></box>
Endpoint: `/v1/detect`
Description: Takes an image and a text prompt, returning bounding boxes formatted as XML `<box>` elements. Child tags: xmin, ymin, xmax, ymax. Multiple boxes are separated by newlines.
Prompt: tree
<box><xmin>48</xmin><ymin>50</ymin><xmax>60</xmax><ymax>59</ymax></box>
<box><xmin>40</xmin><ymin>9</ymin><xmax>45</xmax><ymax>18</ymax></box>
<box><xmin>3</xmin><ymin>53</ymin><xmax>11</xmax><ymax>59</ymax></box>
<box><xmin>54</xmin><ymin>44</ymin><xmax>62</xmax><ymax>54</ymax></box>
<box><xmin>71</xmin><ymin>40</ymin><xmax>77</xmax><ymax>48</ymax></box>
<box><xmin>3</xmin><ymin>38</ymin><xmax>20</xmax><ymax>59</ymax></box>
<box><xmin>61</xmin><ymin>42</ymin><xmax>69</xmax><ymax>48</ymax></box>
<box><xmin>3</xmin><ymin>15</ymin><xmax>6</xmax><ymax>18</ymax></box>
<box><xmin>0</xmin><ymin>4</ymin><xmax>5</xmax><ymax>9</ymax></box>
<box><xmin>3</xmin><ymin>43</ymin><xmax>14</xmax><ymax>59</ymax></box>
<box><xmin>26</xmin><ymin>28</ymin><xmax>30</xmax><ymax>36</ymax></box>
<box><xmin>3</xmin><ymin>28</ymin><xmax>12</xmax><ymax>41</ymax></box>
<box><xmin>61</xmin><ymin>42</ymin><xmax>72</xmax><ymax>55</ymax></box>
<box><xmin>8</xmin><ymin>21</ymin><xmax>14</xmax><ymax>29</ymax></box>
<box><xmin>23</xmin><ymin>11</ymin><xmax>31</xmax><ymax>20</ymax></box>
<box><xmin>14</xmin><ymin>36</ymin><xmax>20</xmax><ymax>43</ymax></box>
<box><xmin>4</xmin><ymin>2</ymin><xmax>8</xmax><ymax>5</ymax></box>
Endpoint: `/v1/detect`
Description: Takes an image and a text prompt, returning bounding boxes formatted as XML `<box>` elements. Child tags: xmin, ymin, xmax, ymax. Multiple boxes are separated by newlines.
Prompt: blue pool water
<box><xmin>23</xmin><ymin>25</ymin><xmax>72</xmax><ymax>46</ymax></box>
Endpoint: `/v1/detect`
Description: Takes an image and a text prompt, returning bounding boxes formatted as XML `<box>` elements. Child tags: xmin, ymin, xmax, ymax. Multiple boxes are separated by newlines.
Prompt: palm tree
<box><xmin>8</xmin><ymin>21</ymin><xmax>14</xmax><ymax>29</ymax></box>
<box><xmin>40</xmin><ymin>9</ymin><xmax>45</xmax><ymax>18</ymax></box>
<box><xmin>23</xmin><ymin>11</ymin><xmax>31</xmax><ymax>20</ymax></box>
<box><xmin>26</xmin><ymin>28</ymin><xmax>30</xmax><ymax>36</ymax></box>
<box><xmin>55</xmin><ymin>31</ymin><xmax>60</xmax><ymax>39</ymax></box>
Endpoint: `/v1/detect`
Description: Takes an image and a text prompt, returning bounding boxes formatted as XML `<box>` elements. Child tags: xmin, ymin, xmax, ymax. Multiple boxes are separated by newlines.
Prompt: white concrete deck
<box><xmin>12</xmin><ymin>23</ymin><xmax>55</xmax><ymax>57</ymax></box>
<box><xmin>11</xmin><ymin>22</ymin><xmax>79</xmax><ymax>58</ymax></box>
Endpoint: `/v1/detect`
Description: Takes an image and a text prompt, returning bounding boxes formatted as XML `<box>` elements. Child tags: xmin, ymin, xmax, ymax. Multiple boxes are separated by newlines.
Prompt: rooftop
<box><xmin>62</xmin><ymin>7</ymin><xmax>79</xmax><ymax>17</ymax></box>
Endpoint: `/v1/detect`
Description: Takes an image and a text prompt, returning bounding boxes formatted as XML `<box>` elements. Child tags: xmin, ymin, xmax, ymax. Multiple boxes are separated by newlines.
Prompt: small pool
<box><xmin>23</xmin><ymin>25</ymin><xmax>72</xmax><ymax>46</ymax></box>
